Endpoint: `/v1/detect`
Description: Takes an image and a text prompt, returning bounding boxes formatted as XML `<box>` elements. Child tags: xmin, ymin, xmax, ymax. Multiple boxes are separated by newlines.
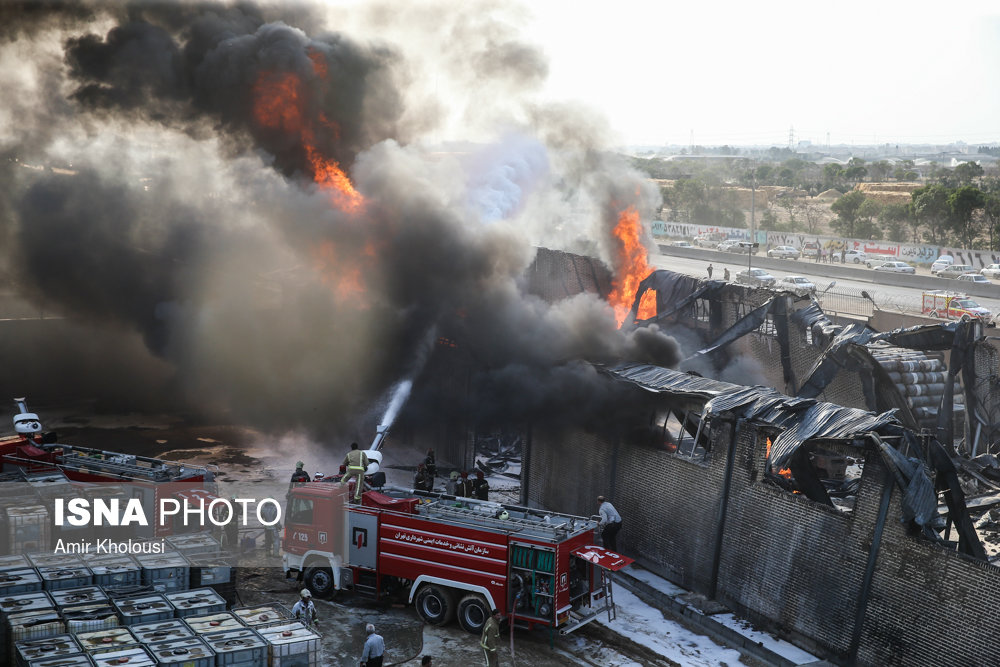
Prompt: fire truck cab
<box><xmin>282</xmin><ymin>485</ymin><xmax>631</xmax><ymax>635</ymax></box>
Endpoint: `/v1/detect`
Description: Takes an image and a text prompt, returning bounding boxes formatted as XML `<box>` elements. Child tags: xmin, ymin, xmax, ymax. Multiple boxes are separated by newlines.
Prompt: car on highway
<box><xmin>717</xmin><ymin>239</ymin><xmax>740</xmax><ymax>252</ymax></box>
<box><xmin>958</xmin><ymin>273</ymin><xmax>992</xmax><ymax>286</ymax></box>
<box><xmin>728</xmin><ymin>241</ymin><xmax>759</xmax><ymax>255</ymax></box>
<box><xmin>837</xmin><ymin>249</ymin><xmax>867</xmax><ymax>264</ymax></box>
<box><xmin>778</xmin><ymin>275</ymin><xmax>816</xmax><ymax>295</ymax></box>
<box><xmin>931</xmin><ymin>256</ymin><xmax>955</xmax><ymax>274</ymax></box>
<box><xmin>767</xmin><ymin>245</ymin><xmax>800</xmax><ymax>260</ymax></box>
<box><xmin>938</xmin><ymin>264</ymin><xmax>977</xmax><ymax>279</ymax></box>
<box><xmin>872</xmin><ymin>261</ymin><xmax>916</xmax><ymax>274</ymax></box>
<box><xmin>672</xmin><ymin>240</ymin><xmax>693</xmax><ymax>248</ymax></box>
<box><xmin>982</xmin><ymin>264</ymin><xmax>1000</xmax><ymax>278</ymax></box>
<box><xmin>735</xmin><ymin>268</ymin><xmax>776</xmax><ymax>287</ymax></box>
<box><xmin>695</xmin><ymin>232</ymin><xmax>726</xmax><ymax>247</ymax></box>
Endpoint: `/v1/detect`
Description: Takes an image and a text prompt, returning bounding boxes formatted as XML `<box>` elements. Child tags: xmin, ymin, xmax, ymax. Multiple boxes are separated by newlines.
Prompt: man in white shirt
<box><xmin>597</xmin><ymin>495</ymin><xmax>623</xmax><ymax>553</ymax></box>
<box><xmin>361</xmin><ymin>623</ymin><xmax>385</xmax><ymax>667</ymax></box>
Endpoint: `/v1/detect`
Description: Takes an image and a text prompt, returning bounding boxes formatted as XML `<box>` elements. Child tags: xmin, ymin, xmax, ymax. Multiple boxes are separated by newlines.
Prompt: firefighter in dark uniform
<box><xmin>424</xmin><ymin>448</ymin><xmax>437</xmax><ymax>482</ymax></box>
<box><xmin>472</xmin><ymin>470</ymin><xmax>489</xmax><ymax>500</ymax></box>
<box><xmin>413</xmin><ymin>463</ymin><xmax>433</xmax><ymax>492</ymax></box>
<box><xmin>341</xmin><ymin>442</ymin><xmax>369</xmax><ymax>502</ymax></box>
<box><xmin>456</xmin><ymin>471</ymin><xmax>472</xmax><ymax>498</ymax></box>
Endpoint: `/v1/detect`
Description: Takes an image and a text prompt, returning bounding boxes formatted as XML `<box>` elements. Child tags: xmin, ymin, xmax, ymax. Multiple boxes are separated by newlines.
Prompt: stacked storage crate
<box><xmin>75</xmin><ymin>626</ymin><xmax>136</xmax><ymax>653</ymax></box>
<box><xmin>186</xmin><ymin>611</ymin><xmax>243</xmax><ymax>636</ymax></box>
<box><xmin>88</xmin><ymin>644</ymin><xmax>155</xmax><ymax>666</ymax></box>
<box><xmin>113</xmin><ymin>594</ymin><xmax>173</xmax><ymax>627</ymax></box>
<box><xmin>14</xmin><ymin>633</ymin><xmax>82</xmax><ymax>666</ymax></box>
<box><xmin>166</xmin><ymin>532</ymin><xmax>236</xmax><ymax>605</ymax></box>
<box><xmin>83</xmin><ymin>553</ymin><xmax>141</xmax><ymax>592</ymax></box>
<box><xmin>146</xmin><ymin>635</ymin><xmax>215</xmax><ymax>667</ymax></box>
<box><xmin>26</xmin><ymin>653</ymin><xmax>95</xmax><ymax>666</ymax></box>
<box><xmin>1</xmin><ymin>591</ymin><xmax>57</xmax><ymax>663</ymax></box>
<box><xmin>130</xmin><ymin>618</ymin><xmax>193</xmax><ymax>644</ymax></box>
<box><xmin>135</xmin><ymin>551</ymin><xmax>189</xmax><ymax>593</ymax></box>
<box><xmin>165</xmin><ymin>588</ymin><xmax>226</xmax><ymax>619</ymax></box>
<box><xmin>204</xmin><ymin>626</ymin><xmax>269</xmax><ymax>666</ymax></box>
<box><xmin>256</xmin><ymin>620</ymin><xmax>322</xmax><ymax>667</ymax></box>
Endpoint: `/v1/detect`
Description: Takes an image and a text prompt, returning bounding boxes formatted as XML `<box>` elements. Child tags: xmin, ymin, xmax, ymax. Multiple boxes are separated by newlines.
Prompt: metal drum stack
<box><xmin>870</xmin><ymin>346</ymin><xmax>963</xmax><ymax>433</ymax></box>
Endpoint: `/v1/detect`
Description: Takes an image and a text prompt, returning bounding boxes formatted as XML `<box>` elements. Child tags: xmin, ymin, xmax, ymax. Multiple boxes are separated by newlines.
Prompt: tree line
<box><xmin>635</xmin><ymin>154</ymin><xmax>1000</xmax><ymax>249</ymax></box>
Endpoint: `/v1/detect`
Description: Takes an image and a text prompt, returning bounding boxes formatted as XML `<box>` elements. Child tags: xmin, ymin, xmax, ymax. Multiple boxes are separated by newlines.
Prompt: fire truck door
<box><xmin>348</xmin><ymin>512</ymin><xmax>378</xmax><ymax>569</ymax></box>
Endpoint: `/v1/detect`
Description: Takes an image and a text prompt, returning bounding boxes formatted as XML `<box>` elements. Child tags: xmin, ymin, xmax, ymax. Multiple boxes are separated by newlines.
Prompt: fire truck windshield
<box><xmin>957</xmin><ymin>299</ymin><xmax>980</xmax><ymax>308</ymax></box>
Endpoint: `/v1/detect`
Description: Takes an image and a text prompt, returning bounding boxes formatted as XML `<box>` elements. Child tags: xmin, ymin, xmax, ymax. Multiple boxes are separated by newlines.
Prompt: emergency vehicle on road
<box><xmin>282</xmin><ymin>484</ymin><xmax>632</xmax><ymax>636</ymax></box>
<box><xmin>921</xmin><ymin>291</ymin><xmax>992</xmax><ymax>322</ymax></box>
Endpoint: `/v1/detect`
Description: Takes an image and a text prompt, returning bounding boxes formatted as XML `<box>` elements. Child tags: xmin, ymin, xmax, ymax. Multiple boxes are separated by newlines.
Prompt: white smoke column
<box><xmin>462</xmin><ymin>132</ymin><xmax>548</xmax><ymax>223</ymax></box>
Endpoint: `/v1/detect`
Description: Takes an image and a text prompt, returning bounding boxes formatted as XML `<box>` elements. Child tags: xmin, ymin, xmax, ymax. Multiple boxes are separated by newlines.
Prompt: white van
<box><xmin>931</xmin><ymin>256</ymin><xmax>955</xmax><ymax>275</ymax></box>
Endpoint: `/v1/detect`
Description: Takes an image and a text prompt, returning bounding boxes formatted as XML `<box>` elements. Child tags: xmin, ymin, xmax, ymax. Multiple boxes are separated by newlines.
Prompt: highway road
<box><xmin>651</xmin><ymin>247</ymin><xmax>1000</xmax><ymax>319</ymax></box>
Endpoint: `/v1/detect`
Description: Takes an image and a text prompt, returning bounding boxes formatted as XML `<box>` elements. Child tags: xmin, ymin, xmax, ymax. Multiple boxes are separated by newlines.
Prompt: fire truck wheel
<box><xmin>304</xmin><ymin>566</ymin><xmax>336</xmax><ymax>599</ymax></box>
<box><xmin>961</xmin><ymin>314</ymin><xmax>972</xmax><ymax>322</ymax></box>
<box><xmin>456</xmin><ymin>594</ymin><xmax>490</xmax><ymax>634</ymax></box>
<box><xmin>415</xmin><ymin>584</ymin><xmax>456</xmax><ymax>626</ymax></box>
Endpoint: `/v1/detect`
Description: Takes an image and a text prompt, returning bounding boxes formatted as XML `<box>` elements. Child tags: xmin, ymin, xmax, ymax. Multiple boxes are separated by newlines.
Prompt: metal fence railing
<box><xmin>816</xmin><ymin>286</ymin><xmax>876</xmax><ymax>318</ymax></box>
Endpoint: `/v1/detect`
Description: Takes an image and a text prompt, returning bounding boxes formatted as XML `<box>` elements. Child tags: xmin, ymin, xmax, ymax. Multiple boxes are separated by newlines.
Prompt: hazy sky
<box><xmin>521</xmin><ymin>1</ymin><xmax>1000</xmax><ymax>147</ymax></box>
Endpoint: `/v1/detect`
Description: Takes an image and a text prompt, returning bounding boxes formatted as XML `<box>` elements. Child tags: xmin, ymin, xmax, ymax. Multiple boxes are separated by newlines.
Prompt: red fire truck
<box><xmin>282</xmin><ymin>484</ymin><xmax>632</xmax><ymax>635</ymax></box>
<box><xmin>921</xmin><ymin>290</ymin><xmax>992</xmax><ymax>321</ymax></box>
<box><xmin>0</xmin><ymin>399</ymin><xmax>218</xmax><ymax>538</ymax></box>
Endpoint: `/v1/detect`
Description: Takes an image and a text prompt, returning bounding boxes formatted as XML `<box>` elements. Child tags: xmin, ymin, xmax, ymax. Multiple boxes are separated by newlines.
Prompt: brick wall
<box><xmin>526</xmin><ymin>412</ymin><xmax>1000</xmax><ymax>665</ymax></box>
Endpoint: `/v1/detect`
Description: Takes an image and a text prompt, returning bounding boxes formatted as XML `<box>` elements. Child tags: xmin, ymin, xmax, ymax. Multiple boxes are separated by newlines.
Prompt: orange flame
<box><xmin>251</xmin><ymin>68</ymin><xmax>364</xmax><ymax>214</ymax></box>
<box><xmin>608</xmin><ymin>206</ymin><xmax>655</xmax><ymax>326</ymax></box>
<box><xmin>765</xmin><ymin>438</ymin><xmax>793</xmax><ymax>479</ymax></box>
<box><xmin>313</xmin><ymin>240</ymin><xmax>374</xmax><ymax>308</ymax></box>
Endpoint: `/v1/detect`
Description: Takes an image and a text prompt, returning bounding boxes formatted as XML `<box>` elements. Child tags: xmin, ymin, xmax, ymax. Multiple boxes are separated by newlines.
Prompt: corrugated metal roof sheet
<box><xmin>601</xmin><ymin>362</ymin><xmax>902</xmax><ymax>467</ymax></box>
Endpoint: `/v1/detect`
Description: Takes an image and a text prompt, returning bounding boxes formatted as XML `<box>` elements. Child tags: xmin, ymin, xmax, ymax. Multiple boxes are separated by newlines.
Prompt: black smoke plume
<box><xmin>0</xmin><ymin>1</ymin><xmax>677</xmax><ymax>437</ymax></box>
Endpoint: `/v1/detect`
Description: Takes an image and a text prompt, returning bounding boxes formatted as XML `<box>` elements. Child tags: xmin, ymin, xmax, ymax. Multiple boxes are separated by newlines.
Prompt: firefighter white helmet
<box><xmin>498</xmin><ymin>510</ymin><xmax>509</xmax><ymax>520</ymax></box>
<box><xmin>300</xmin><ymin>589</ymin><xmax>312</xmax><ymax>599</ymax></box>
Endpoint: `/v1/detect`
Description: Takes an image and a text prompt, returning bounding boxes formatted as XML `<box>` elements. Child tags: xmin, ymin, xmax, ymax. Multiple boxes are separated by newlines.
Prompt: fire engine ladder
<box><xmin>601</xmin><ymin>568</ymin><xmax>616</xmax><ymax>623</ymax></box>
<box><xmin>420</xmin><ymin>501</ymin><xmax>572</xmax><ymax>540</ymax></box>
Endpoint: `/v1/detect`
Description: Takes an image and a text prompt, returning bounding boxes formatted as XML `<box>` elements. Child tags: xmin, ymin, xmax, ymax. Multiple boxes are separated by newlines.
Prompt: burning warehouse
<box><xmin>2</xmin><ymin>2</ymin><xmax>1000</xmax><ymax>666</ymax></box>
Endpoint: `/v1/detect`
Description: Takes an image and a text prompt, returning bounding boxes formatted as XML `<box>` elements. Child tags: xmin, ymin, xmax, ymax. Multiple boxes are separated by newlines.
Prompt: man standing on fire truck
<box><xmin>598</xmin><ymin>495</ymin><xmax>623</xmax><ymax>553</ymax></box>
<box><xmin>480</xmin><ymin>609</ymin><xmax>502</xmax><ymax>667</ymax></box>
<box><xmin>342</xmin><ymin>442</ymin><xmax>369</xmax><ymax>502</ymax></box>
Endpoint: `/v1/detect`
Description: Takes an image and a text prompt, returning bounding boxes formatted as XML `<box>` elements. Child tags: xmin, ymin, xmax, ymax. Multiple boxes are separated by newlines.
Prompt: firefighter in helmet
<box><xmin>292</xmin><ymin>588</ymin><xmax>318</xmax><ymax>627</ymax></box>
<box><xmin>289</xmin><ymin>461</ymin><xmax>310</xmax><ymax>490</ymax></box>
<box><xmin>341</xmin><ymin>442</ymin><xmax>369</xmax><ymax>502</ymax></box>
